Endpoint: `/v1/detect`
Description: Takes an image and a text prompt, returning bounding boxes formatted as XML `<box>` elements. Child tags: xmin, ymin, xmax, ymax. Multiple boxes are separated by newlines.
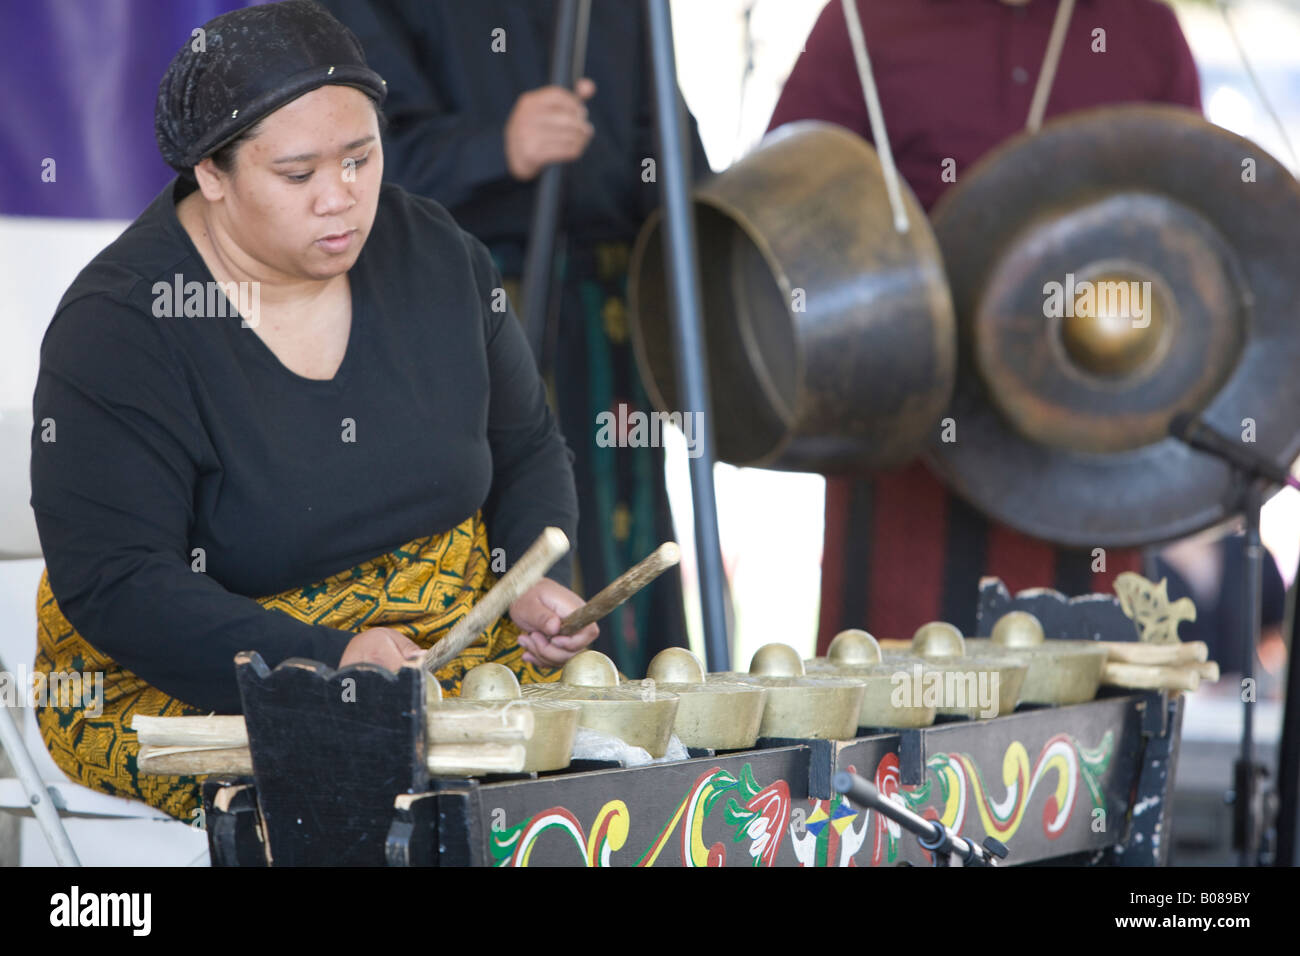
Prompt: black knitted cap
<box><xmin>155</xmin><ymin>0</ymin><xmax>386</xmax><ymax>174</ymax></box>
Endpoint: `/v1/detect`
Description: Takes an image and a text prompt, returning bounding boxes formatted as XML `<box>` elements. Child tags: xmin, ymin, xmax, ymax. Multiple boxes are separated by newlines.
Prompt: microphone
<box><xmin>1170</xmin><ymin>412</ymin><xmax>1300</xmax><ymax>490</ymax></box>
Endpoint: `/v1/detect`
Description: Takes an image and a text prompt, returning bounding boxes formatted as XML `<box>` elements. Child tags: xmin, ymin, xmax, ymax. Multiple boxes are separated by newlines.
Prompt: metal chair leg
<box><xmin>0</xmin><ymin>691</ymin><xmax>80</xmax><ymax>866</ymax></box>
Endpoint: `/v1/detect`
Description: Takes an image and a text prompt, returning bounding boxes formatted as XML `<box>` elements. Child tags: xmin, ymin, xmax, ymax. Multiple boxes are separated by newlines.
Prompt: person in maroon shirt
<box><xmin>766</xmin><ymin>0</ymin><xmax>1203</xmax><ymax>648</ymax></box>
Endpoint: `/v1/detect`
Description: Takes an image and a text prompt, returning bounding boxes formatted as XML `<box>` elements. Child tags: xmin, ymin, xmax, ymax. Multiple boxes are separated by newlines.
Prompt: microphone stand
<box><xmin>1171</xmin><ymin>414</ymin><xmax>1288</xmax><ymax>865</ymax></box>
<box><xmin>1234</xmin><ymin>480</ymin><xmax>1270</xmax><ymax>865</ymax></box>
<box><xmin>834</xmin><ymin>772</ymin><xmax>1008</xmax><ymax>866</ymax></box>
<box><xmin>1277</xmin><ymin>549</ymin><xmax>1300</xmax><ymax>866</ymax></box>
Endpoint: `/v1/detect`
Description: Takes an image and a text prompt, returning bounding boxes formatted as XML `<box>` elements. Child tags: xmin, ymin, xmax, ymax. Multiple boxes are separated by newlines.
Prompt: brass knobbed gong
<box><xmin>461</xmin><ymin>664</ymin><xmax>581</xmax><ymax>772</ymax></box>
<box><xmin>928</xmin><ymin>105</ymin><xmax>1300</xmax><ymax>547</ymax></box>
<box><xmin>965</xmin><ymin>612</ymin><xmax>1107</xmax><ymax>706</ymax></box>
<box><xmin>642</xmin><ymin>648</ymin><xmax>767</xmax><ymax>750</ymax></box>
<box><xmin>709</xmin><ymin>643</ymin><xmax>864</xmax><ymax>740</ymax></box>
<box><xmin>883</xmin><ymin>623</ymin><xmax>1028</xmax><ymax>719</ymax></box>
<box><xmin>521</xmin><ymin>650</ymin><xmax>679</xmax><ymax>758</ymax></box>
<box><xmin>805</xmin><ymin>630</ymin><xmax>936</xmax><ymax>729</ymax></box>
<box><xmin>629</xmin><ymin>121</ymin><xmax>955</xmax><ymax>471</ymax></box>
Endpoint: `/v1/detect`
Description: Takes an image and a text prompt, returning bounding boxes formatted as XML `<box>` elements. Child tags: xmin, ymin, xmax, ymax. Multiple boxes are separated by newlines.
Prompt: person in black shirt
<box><xmin>322</xmin><ymin>0</ymin><xmax>709</xmax><ymax>677</ymax></box>
<box><xmin>30</xmin><ymin>0</ymin><xmax>596</xmax><ymax>820</ymax></box>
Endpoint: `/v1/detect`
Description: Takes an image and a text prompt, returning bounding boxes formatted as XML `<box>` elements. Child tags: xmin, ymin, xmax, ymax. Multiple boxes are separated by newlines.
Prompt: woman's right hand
<box><xmin>339</xmin><ymin>627</ymin><xmax>424</xmax><ymax>671</ymax></box>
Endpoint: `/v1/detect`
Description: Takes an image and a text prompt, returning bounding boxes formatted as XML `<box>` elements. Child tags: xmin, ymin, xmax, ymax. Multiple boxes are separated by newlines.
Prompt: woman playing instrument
<box><xmin>29</xmin><ymin>0</ymin><xmax>598</xmax><ymax>822</ymax></box>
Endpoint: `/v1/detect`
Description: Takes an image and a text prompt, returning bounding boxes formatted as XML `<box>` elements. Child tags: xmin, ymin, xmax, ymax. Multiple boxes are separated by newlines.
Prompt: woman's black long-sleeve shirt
<box><xmin>30</xmin><ymin>177</ymin><xmax>578</xmax><ymax>714</ymax></box>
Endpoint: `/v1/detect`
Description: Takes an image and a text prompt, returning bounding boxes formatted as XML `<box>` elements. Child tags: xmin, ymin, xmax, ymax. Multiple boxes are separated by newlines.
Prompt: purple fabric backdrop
<box><xmin>0</xmin><ymin>0</ymin><xmax>263</xmax><ymax>219</ymax></box>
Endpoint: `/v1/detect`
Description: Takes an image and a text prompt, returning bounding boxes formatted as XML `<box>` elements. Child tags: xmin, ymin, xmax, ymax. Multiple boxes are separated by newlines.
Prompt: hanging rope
<box><xmin>1026</xmin><ymin>0</ymin><xmax>1076</xmax><ymax>133</ymax></box>
<box><xmin>840</xmin><ymin>0</ymin><xmax>909</xmax><ymax>234</ymax></box>
<box><xmin>1218</xmin><ymin>0</ymin><xmax>1300</xmax><ymax>172</ymax></box>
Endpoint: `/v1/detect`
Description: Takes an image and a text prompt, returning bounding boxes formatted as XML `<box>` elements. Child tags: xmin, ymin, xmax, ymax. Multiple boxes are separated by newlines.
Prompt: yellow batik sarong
<box><xmin>34</xmin><ymin>511</ymin><xmax>560</xmax><ymax>823</ymax></box>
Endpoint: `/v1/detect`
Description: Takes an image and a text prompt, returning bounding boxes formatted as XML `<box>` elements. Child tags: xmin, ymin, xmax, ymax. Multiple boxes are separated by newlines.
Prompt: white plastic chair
<box><xmin>0</xmin><ymin>407</ymin><xmax>205</xmax><ymax>865</ymax></box>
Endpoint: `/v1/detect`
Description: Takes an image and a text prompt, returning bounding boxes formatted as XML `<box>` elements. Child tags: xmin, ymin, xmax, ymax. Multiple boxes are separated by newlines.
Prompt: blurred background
<box><xmin>2</xmin><ymin>0</ymin><xmax>1297</xmax><ymax>865</ymax></box>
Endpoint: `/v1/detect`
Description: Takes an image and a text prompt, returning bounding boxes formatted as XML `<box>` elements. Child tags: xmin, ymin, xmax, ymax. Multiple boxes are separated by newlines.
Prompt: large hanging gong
<box><xmin>629</xmin><ymin>121</ymin><xmax>955</xmax><ymax>471</ymax></box>
<box><xmin>928</xmin><ymin>105</ymin><xmax>1300</xmax><ymax>548</ymax></box>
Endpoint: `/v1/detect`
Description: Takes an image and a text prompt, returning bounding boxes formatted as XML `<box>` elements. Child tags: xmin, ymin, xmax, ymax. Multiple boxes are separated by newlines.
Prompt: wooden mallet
<box><xmin>422</xmin><ymin>537</ymin><xmax>681</xmax><ymax>673</ymax></box>
<box><xmin>557</xmin><ymin>542</ymin><xmax>681</xmax><ymax>636</ymax></box>
<box><xmin>422</xmin><ymin>527</ymin><xmax>570</xmax><ymax>673</ymax></box>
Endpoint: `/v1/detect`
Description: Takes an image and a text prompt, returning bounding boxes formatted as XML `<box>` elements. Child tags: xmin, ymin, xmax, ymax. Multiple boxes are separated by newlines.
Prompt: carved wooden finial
<box><xmin>1113</xmin><ymin>572</ymin><xmax>1197</xmax><ymax>645</ymax></box>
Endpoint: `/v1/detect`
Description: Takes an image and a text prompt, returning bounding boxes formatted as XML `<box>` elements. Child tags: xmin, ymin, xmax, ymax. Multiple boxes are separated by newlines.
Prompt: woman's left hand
<box><xmin>509</xmin><ymin>578</ymin><xmax>599</xmax><ymax>667</ymax></box>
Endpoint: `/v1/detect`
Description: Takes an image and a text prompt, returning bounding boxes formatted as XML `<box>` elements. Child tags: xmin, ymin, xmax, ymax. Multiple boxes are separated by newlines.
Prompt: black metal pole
<box><xmin>1232</xmin><ymin>486</ymin><xmax>1263</xmax><ymax>868</ymax></box>
<box><xmin>520</xmin><ymin>0</ymin><xmax>591</xmax><ymax>367</ymax></box>
<box><xmin>644</xmin><ymin>0</ymin><xmax>731</xmax><ymax>672</ymax></box>
<box><xmin>1277</xmin><ymin>551</ymin><xmax>1300</xmax><ymax>866</ymax></box>
<box><xmin>1235</xmin><ymin>483</ymin><xmax>1262</xmax><ymax>865</ymax></box>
